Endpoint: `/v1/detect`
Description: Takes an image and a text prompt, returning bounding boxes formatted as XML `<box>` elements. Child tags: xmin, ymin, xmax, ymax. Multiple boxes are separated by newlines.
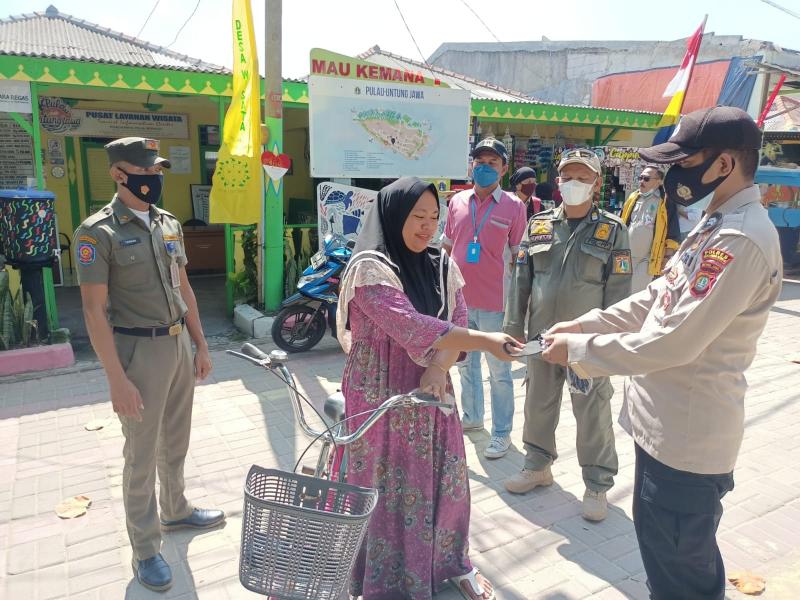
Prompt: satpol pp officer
<box><xmin>75</xmin><ymin>137</ymin><xmax>223</xmax><ymax>592</ymax></box>
<box><xmin>503</xmin><ymin>148</ymin><xmax>632</xmax><ymax>521</ymax></box>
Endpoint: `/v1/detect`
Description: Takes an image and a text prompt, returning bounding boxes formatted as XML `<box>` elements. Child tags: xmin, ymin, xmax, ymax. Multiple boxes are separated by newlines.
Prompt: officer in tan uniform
<box><xmin>503</xmin><ymin>148</ymin><xmax>632</xmax><ymax>521</ymax></box>
<box><xmin>542</xmin><ymin>107</ymin><xmax>782</xmax><ymax>600</ymax></box>
<box><xmin>75</xmin><ymin>137</ymin><xmax>224</xmax><ymax>592</ymax></box>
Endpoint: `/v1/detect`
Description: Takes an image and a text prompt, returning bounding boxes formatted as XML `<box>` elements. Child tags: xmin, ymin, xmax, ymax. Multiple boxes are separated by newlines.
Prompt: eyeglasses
<box><xmin>638</xmin><ymin>176</ymin><xmax>652</xmax><ymax>182</ymax></box>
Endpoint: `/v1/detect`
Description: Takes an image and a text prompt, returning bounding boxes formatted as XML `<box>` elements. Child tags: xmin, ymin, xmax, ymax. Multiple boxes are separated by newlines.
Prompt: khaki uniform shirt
<box><xmin>74</xmin><ymin>196</ymin><xmax>188</xmax><ymax>328</ymax></box>
<box><xmin>567</xmin><ymin>185</ymin><xmax>782</xmax><ymax>474</ymax></box>
<box><xmin>504</xmin><ymin>205</ymin><xmax>633</xmax><ymax>340</ymax></box>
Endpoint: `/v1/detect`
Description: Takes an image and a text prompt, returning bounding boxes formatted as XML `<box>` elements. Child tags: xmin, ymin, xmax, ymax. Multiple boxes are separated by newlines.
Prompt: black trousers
<box><xmin>633</xmin><ymin>444</ymin><xmax>735</xmax><ymax>600</ymax></box>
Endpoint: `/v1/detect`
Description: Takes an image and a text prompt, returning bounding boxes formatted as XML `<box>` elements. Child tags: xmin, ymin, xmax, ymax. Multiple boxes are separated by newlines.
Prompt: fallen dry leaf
<box><xmin>84</xmin><ymin>418</ymin><xmax>115</xmax><ymax>431</ymax></box>
<box><xmin>728</xmin><ymin>571</ymin><xmax>766</xmax><ymax>595</ymax></box>
<box><xmin>55</xmin><ymin>495</ymin><xmax>92</xmax><ymax>519</ymax></box>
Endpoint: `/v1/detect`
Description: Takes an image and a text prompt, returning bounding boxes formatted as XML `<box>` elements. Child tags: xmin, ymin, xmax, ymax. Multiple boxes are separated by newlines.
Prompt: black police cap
<box><xmin>640</xmin><ymin>106</ymin><xmax>762</xmax><ymax>164</ymax></box>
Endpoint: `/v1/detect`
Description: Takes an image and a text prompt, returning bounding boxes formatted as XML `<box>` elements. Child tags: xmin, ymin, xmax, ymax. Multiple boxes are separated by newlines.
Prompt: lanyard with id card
<box><xmin>467</xmin><ymin>197</ymin><xmax>495</xmax><ymax>263</ymax></box>
<box><xmin>165</xmin><ymin>240</ymin><xmax>181</xmax><ymax>288</ymax></box>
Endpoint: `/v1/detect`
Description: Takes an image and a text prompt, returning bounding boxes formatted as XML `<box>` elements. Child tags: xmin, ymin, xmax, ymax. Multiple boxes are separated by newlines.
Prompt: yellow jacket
<box><xmin>621</xmin><ymin>191</ymin><xmax>680</xmax><ymax>276</ymax></box>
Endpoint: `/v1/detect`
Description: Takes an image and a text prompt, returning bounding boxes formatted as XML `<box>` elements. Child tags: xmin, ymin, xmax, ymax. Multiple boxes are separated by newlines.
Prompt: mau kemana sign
<box><xmin>308</xmin><ymin>49</ymin><xmax>469</xmax><ymax>179</ymax></box>
<box><xmin>309</xmin><ymin>49</ymin><xmax>448</xmax><ymax>88</ymax></box>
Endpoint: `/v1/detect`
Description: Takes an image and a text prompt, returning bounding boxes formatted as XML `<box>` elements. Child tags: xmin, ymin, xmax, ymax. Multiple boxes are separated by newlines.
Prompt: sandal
<box><xmin>450</xmin><ymin>568</ymin><xmax>495</xmax><ymax>600</ymax></box>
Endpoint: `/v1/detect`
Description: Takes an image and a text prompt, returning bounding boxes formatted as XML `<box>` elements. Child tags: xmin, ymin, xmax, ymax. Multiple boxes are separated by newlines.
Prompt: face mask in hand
<box><xmin>559</xmin><ymin>179</ymin><xmax>595</xmax><ymax>206</ymax></box>
<box><xmin>472</xmin><ymin>163</ymin><xmax>500</xmax><ymax>188</ymax></box>
<box><xmin>121</xmin><ymin>171</ymin><xmax>164</xmax><ymax>204</ymax></box>
<box><xmin>664</xmin><ymin>153</ymin><xmax>733</xmax><ymax>207</ymax></box>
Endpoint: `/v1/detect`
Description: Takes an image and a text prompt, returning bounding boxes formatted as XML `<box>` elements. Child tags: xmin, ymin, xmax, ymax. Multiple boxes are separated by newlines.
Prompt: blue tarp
<box><xmin>717</xmin><ymin>56</ymin><xmax>762</xmax><ymax>110</ymax></box>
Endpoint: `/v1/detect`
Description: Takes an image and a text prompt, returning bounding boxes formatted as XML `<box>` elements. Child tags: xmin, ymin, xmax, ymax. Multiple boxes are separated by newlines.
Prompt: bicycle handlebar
<box><xmin>226</xmin><ymin>345</ymin><xmax>450</xmax><ymax>446</ymax></box>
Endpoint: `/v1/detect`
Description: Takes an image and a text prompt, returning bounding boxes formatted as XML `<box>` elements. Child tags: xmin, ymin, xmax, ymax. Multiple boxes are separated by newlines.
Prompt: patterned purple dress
<box><xmin>343</xmin><ymin>283</ymin><xmax>473</xmax><ymax>599</ymax></box>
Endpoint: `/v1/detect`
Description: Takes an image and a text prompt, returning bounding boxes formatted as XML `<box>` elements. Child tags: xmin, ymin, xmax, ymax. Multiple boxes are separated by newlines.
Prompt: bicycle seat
<box><xmin>324</xmin><ymin>391</ymin><xmax>345</xmax><ymax>424</ymax></box>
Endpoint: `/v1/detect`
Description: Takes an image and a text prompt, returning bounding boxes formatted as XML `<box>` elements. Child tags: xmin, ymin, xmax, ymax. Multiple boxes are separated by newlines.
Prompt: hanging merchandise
<box><xmin>283</xmin><ymin>227</ymin><xmax>298</xmax><ymax>298</ymax></box>
<box><xmin>527</xmin><ymin>137</ymin><xmax>542</xmax><ymax>169</ymax></box>
<box><xmin>298</xmin><ymin>228</ymin><xmax>313</xmax><ymax>274</ymax></box>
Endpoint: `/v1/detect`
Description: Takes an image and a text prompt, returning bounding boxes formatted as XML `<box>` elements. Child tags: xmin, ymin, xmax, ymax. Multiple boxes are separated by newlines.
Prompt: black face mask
<box><xmin>121</xmin><ymin>171</ymin><xmax>163</xmax><ymax>204</ymax></box>
<box><xmin>664</xmin><ymin>153</ymin><xmax>733</xmax><ymax>207</ymax></box>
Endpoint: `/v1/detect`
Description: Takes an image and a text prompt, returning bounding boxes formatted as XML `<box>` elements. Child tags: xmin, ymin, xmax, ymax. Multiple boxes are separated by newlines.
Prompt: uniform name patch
<box><xmin>612</xmin><ymin>250</ymin><xmax>632</xmax><ymax>274</ymax></box>
<box><xmin>530</xmin><ymin>234</ymin><xmax>554</xmax><ymax>244</ymax></box>
<box><xmin>77</xmin><ymin>242</ymin><xmax>96</xmax><ymax>265</ymax></box>
<box><xmin>584</xmin><ymin>237</ymin><xmax>612</xmax><ymax>251</ymax></box>
<box><xmin>78</xmin><ymin>234</ymin><xmax>97</xmax><ymax>244</ymax></box>
<box><xmin>120</xmin><ymin>238</ymin><xmax>141</xmax><ymax>247</ymax></box>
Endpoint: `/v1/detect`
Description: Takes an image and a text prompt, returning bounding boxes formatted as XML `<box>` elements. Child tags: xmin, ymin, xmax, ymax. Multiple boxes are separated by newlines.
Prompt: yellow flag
<box><xmin>209</xmin><ymin>0</ymin><xmax>262</xmax><ymax>224</ymax></box>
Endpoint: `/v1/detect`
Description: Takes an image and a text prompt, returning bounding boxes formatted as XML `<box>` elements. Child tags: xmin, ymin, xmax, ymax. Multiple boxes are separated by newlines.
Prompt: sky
<box><xmin>3</xmin><ymin>0</ymin><xmax>800</xmax><ymax>79</ymax></box>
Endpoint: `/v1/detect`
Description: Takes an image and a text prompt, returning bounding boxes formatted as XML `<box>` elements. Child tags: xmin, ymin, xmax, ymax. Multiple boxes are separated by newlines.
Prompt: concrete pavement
<box><xmin>2</xmin><ymin>281</ymin><xmax>800</xmax><ymax>599</ymax></box>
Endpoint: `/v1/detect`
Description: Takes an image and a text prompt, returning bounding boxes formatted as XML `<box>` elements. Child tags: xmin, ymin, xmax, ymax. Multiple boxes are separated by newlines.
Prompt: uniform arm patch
<box><xmin>611</xmin><ymin>250</ymin><xmax>632</xmax><ymax>274</ymax></box>
<box><xmin>77</xmin><ymin>242</ymin><xmax>96</xmax><ymax>265</ymax></box>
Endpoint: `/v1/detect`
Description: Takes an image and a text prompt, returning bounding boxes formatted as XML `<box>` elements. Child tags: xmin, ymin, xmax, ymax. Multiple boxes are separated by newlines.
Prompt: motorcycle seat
<box><xmin>324</xmin><ymin>391</ymin><xmax>346</xmax><ymax>424</ymax></box>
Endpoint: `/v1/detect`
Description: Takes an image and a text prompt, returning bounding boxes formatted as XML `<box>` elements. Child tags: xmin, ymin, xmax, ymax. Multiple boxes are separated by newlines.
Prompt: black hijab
<box><xmin>347</xmin><ymin>176</ymin><xmax>448</xmax><ymax>319</ymax></box>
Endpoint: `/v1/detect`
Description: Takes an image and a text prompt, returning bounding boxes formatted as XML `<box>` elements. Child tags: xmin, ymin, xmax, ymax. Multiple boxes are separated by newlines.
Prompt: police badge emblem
<box><xmin>676</xmin><ymin>184</ymin><xmax>693</xmax><ymax>202</ymax></box>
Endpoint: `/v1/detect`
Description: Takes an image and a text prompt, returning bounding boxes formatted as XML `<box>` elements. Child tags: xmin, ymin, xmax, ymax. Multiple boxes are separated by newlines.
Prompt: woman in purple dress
<box><xmin>337</xmin><ymin>177</ymin><xmax>521</xmax><ymax>600</ymax></box>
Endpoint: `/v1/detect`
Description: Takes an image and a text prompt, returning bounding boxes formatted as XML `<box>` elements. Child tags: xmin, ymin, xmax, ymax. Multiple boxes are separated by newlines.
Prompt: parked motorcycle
<box><xmin>271</xmin><ymin>233</ymin><xmax>353</xmax><ymax>353</ymax></box>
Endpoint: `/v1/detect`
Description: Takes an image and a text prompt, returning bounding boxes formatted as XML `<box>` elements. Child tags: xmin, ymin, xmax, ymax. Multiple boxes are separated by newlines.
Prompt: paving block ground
<box><xmin>2</xmin><ymin>280</ymin><xmax>800</xmax><ymax>599</ymax></box>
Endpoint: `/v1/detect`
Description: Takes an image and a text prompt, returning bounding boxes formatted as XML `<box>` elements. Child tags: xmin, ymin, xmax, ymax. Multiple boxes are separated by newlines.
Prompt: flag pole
<box><xmin>757</xmin><ymin>74</ymin><xmax>787</xmax><ymax>128</ymax></box>
<box><xmin>674</xmin><ymin>14</ymin><xmax>707</xmax><ymax>118</ymax></box>
<box><xmin>263</xmin><ymin>0</ymin><xmax>284</xmax><ymax>311</ymax></box>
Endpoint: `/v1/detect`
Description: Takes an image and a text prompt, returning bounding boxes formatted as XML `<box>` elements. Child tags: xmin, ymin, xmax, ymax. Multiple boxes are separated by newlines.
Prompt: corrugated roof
<box><xmin>356</xmin><ymin>46</ymin><xmax>662</xmax><ymax>115</ymax></box>
<box><xmin>357</xmin><ymin>46</ymin><xmax>537</xmax><ymax>102</ymax></box>
<box><xmin>0</xmin><ymin>4</ymin><xmax>228</xmax><ymax>74</ymax></box>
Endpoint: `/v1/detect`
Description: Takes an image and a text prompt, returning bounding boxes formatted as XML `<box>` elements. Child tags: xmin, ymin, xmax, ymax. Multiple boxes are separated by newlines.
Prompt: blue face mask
<box><xmin>473</xmin><ymin>163</ymin><xmax>500</xmax><ymax>188</ymax></box>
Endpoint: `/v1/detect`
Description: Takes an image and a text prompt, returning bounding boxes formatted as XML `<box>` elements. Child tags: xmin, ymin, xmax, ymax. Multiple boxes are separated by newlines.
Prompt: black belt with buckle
<box><xmin>114</xmin><ymin>318</ymin><xmax>185</xmax><ymax>338</ymax></box>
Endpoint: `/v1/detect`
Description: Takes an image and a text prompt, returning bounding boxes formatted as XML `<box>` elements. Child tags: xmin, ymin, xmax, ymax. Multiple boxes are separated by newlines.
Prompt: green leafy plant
<box><xmin>0</xmin><ymin>269</ymin><xmax>38</xmax><ymax>350</ymax></box>
<box><xmin>229</xmin><ymin>228</ymin><xmax>258</xmax><ymax>305</ymax></box>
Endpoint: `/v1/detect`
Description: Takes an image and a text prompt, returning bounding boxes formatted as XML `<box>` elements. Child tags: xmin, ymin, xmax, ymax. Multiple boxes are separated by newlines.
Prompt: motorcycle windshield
<box><xmin>323</xmin><ymin>234</ymin><xmax>348</xmax><ymax>254</ymax></box>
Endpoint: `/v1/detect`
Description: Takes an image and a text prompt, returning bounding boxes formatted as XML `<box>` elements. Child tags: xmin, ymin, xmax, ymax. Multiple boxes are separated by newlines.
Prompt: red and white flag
<box><xmin>659</xmin><ymin>17</ymin><xmax>707</xmax><ymax>126</ymax></box>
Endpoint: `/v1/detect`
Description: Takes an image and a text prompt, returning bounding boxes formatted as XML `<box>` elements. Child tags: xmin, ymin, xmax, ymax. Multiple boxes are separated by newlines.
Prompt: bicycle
<box><xmin>227</xmin><ymin>343</ymin><xmax>448</xmax><ymax>600</ymax></box>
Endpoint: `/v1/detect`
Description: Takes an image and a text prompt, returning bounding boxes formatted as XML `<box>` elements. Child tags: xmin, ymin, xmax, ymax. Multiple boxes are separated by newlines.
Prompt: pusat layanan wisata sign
<box><xmin>38</xmin><ymin>97</ymin><xmax>189</xmax><ymax>139</ymax></box>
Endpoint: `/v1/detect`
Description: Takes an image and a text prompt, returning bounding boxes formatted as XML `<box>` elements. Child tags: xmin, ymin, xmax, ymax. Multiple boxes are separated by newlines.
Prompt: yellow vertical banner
<box><xmin>209</xmin><ymin>0</ymin><xmax>262</xmax><ymax>224</ymax></box>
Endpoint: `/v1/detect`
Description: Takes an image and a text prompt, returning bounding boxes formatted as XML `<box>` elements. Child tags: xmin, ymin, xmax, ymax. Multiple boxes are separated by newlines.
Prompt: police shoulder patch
<box><xmin>690</xmin><ymin>270</ymin><xmax>717</xmax><ymax>298</ymax></box>
<box><xmin>516</xmin><ymin>246</ymin><xmax>529</xmax><ymax>264</ymax></box>
<box><xmin>612</xmin><ymin>250</ymin><xmax>632</xmax><ymax>274</ymax></box>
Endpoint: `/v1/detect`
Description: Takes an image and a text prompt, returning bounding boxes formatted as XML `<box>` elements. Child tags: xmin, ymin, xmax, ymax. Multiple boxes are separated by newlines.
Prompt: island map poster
<box><xmin>309</xmin><ymin>49</ymin><xmax>470</xmax><ymax>179</ymax></box>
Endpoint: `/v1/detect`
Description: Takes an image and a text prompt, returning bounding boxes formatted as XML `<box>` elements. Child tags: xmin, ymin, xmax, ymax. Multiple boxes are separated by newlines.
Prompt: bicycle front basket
<box><xmin>239</xmin><ymin>465</ymin><xmax>378</xmax><ymax>599</ymax></box>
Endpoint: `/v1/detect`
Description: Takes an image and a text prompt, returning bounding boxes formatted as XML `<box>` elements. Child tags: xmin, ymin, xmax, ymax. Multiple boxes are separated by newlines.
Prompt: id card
<box><xmin>466</xmin><ymin>242</ymin><xmax>481</xmax><ymax>263</ymax></box>
<box><xmin>170</xmin><ymin>259</ymin><xmax>181</xmax><ymax>288</ymax></box>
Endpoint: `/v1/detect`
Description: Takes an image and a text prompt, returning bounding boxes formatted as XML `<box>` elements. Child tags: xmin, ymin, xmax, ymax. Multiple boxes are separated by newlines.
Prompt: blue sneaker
<box><xmin>132</xmin><ymin>553</ymin><xmax>172</xmax><ymax>592</ymax></box>
<box><xmin>160</xmin><ymin>508</ymin><xmax>225</xmax><ymax>531</ymax></box>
